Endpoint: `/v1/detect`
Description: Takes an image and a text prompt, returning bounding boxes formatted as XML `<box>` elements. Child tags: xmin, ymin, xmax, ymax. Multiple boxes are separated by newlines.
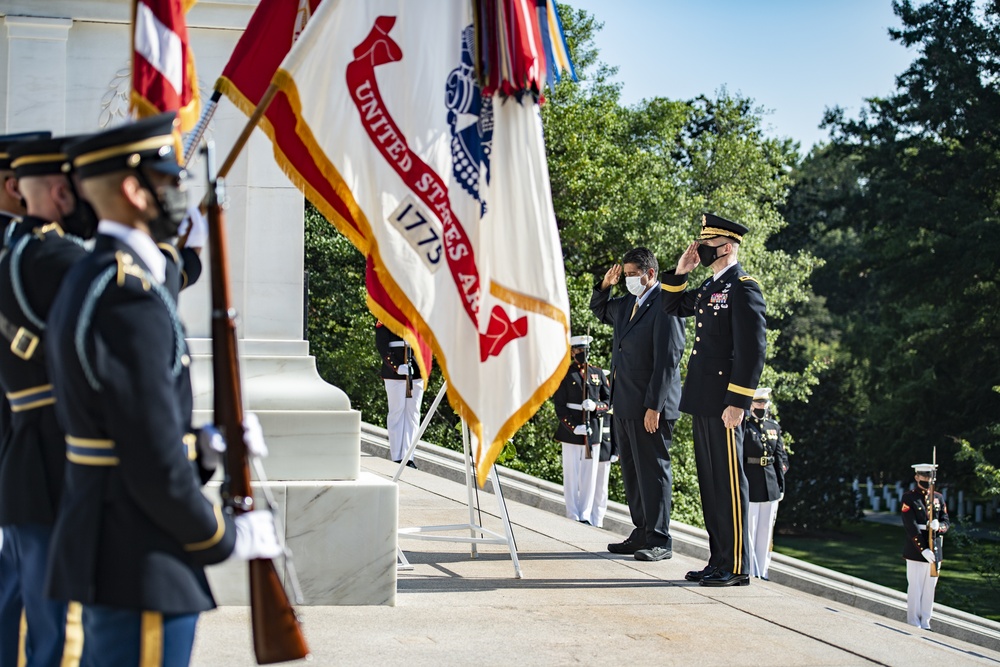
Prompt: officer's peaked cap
<box><xmin>9</xmin><ymin>135</ymin><xmax>83</xmax><ymax>179</ymax></box>
<box><xmin>67</xmin><ymin>112</ymin><xmax>183</xmax><ymax>180</ymax></box>
<box><xmin>0</xmin><ymin>131</ymin><xmax>52</xmax><ymax>171</ymax></box>
<box><xmin>570</xmin><ymin>335</ymin><xmax>593</xmax><ymax>347</ymax></box>
<box><xmin>912</xmin><ymin>463</ymin><xmax>936</xmax><ymax>474</ymax></box>
<box><xmin>753</xmin><ymin>387</ymin><xmax>772</xmax><ymax>401</ymax></box>
<box><xmin>699</xmin><ymin>213</ymin><xmax>748</xmax><ymax>242</ymax></box>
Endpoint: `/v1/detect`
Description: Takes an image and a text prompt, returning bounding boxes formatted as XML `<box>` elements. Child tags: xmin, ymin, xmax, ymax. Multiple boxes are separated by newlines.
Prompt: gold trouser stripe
<box><xmin>727</xmin><ymin>383</ymin><xmax>756</xmax><ymax>398</ymax></box>
<box><xmin>735</xmin><ymin>427</ymin><xmax>745</xmax><ymax>574</ymax></box>
<box><xmin>60</xmin><ymin>602</ymin><xmax>83</xmax><ymax>667</ymax></box>
<box><xmin>660</xmin><ymin>281</ymin><xmax>688</xmax><ymax>293</ymax></box>
<box><xmin>727</xmin><ymin>427</ymin><xmax>743</xmax><ymax>574</ymax></box>
<box><xmin>140</xmin><ymin>611</ymin><xmax>163</xmax><ymax>667</ymax></box>
<box><xmin>184</xmin><ymin>504</ymin><xmax>225</xmax><ymax>552</ymax></box>
<box><xmin>17</xmin><ymin>609</ymin><xmax>25</xmax><ymax>667</ymax></box>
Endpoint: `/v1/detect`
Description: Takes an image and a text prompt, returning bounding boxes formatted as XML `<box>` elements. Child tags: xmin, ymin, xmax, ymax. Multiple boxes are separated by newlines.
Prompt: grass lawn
<box><xmin>773</xmin><ymin>519</ymin><xmax>1000</xmax><ymax>622</ymax></box>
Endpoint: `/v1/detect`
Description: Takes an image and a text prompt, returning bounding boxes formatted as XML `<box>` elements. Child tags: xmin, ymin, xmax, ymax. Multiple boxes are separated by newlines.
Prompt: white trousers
<box><xmin>384</xmin><ymin>378</ymin><xmax>424</xmax><ymax>462</ymax></box>
<box><xmin>590</xmin><ymin>460</ymin><xmax>612</xmax><ymax>528</ymax></box>
<box><xmin>906</xmin><ymin>559</ymin><xmax>938</xmax><ymax>629</ymax></box>
<box><xmin>747</xmin><ymin>500</ymin><xmax>779</xmax><ymax>578</ymax></box>
<box><xmin>561</xmin><ymin>442</ymin><xmax>599</xmax><ymax>523</ymax></box>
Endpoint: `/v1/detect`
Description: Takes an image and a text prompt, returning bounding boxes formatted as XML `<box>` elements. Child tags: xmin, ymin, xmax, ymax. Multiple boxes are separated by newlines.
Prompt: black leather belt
<box><xmin>746</xmin><ymin>456</ymin><xmax>772</xmax><ymax>466</ymax></box>
<box><xmin>0</xmin><ymin>308</ymin><xmax>43</xmax><ymax>361</ymax></box>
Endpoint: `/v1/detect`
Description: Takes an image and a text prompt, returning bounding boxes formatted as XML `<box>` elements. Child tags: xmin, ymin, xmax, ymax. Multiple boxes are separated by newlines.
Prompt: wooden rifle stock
<box><xmin>207</xmin><ymin>166</ymin><xmax>309</xmax><ymax>664</ymax></box>
<box><xmin>928</xmin><ymin>449</ymin><xmax>938</xmax><ymax>577</ymax></box>
<box><xmin>405</xmin><ymin>343</ymin><xmax>413</xmax><ymax>399</ymax></box>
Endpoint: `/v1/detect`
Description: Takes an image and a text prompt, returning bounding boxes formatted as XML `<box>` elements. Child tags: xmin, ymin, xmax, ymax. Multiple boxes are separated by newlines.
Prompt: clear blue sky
<box><xmin>565</xmin><ymin>0</ymin><xmax>916</xmax><ymax>151</ymax></box>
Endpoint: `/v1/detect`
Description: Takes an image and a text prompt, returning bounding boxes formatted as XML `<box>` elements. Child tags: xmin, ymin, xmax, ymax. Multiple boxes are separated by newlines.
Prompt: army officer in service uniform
<box><xmin>661</xmin><ymin>213</ymin><xmax>767</xmax><ymax>587</ymax></box>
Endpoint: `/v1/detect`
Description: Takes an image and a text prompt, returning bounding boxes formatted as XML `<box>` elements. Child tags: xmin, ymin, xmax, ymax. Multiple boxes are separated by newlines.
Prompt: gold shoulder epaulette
<box><xmin>115</xmin><ymin>251</ymin><xmax>150</xmax><ymax>291</ymax></box>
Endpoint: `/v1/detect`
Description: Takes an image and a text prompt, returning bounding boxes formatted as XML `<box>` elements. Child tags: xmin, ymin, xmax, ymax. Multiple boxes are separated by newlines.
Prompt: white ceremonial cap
<box><xmin>753</xmin><ymin>387</ymin><xmax>772</xmax><ymax>401</ymax></box>
<box><xmin>569</xmin><ymin>335</ymin><xmax>593</xmax><ymax>347</ymax></box>
<box><xmin>912</xmin><ymin>463</ymin><xmax>937</xmax><ymax>474</ymax></box>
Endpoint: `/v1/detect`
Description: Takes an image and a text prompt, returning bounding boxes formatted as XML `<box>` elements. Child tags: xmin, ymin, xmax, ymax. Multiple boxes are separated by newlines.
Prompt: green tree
<box><xmin>814</xmin><ymin>0</ymin><xmax>1000</xmax><ymax>488</ymax></box>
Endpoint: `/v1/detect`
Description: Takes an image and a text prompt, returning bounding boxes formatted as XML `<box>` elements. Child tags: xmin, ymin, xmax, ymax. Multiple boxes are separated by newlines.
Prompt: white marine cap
<box><xmin>569</xmin><ymin>335</ymin><xmax>593</xmax><ymax>347</ymax></box>
<box><xmin>912</xmin><ymin>463</ymin><xmax>937</xmax><ymax>474</ymax></box>
<box><xmin>753</xmin><ymin>387</ymin><xmax>772</xmax><ymax>401</ymax></box>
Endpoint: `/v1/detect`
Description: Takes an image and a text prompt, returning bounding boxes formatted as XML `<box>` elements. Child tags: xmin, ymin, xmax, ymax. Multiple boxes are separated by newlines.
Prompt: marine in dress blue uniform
<box><xmin>901</xmin><ymin>463</ymin><xmax>950</xmax><ymax>630</ymax></box>
<box><xmin>0</xmin><ymin>135</ymin><xmax>96</xmax><ymax>666</ymax></box>
<box><xmin>45</xmin><ymin>114</ymin><xmax>275</xmax><ymax>667</ymax></box>
<box><xmin>660</xmin><ymin>214</ymin><xmax>767</xmax><ymax>586</ymax></box>
<box><xmin>376</xmin><ymin>320</ymin><xmax>425</xmax><ymax>466</ymax></box>
<box><xmin>551</xmin><ymin>335</ymin><xmax>611</xmax><ymax>524</ymax></box>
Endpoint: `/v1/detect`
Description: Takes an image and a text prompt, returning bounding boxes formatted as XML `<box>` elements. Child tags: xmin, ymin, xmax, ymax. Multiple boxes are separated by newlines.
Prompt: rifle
<box><xmin>581</xmin><ymin>339</ymin><xmax>592</xmax><ymax>460</ymax></box>
<box><xmin>928</xmin><ymin>447</ymin><xmax>939</xmax><ymax>578</ymax></box>
<box><xmin>206</xmin><ymin>145</ymin><xmax>310</xmax><ymax>663</ymax></box>
<box><xmin>404</xmin><ymin>342</ymin><xmax>413</xmax><ymax>399</ymax></box>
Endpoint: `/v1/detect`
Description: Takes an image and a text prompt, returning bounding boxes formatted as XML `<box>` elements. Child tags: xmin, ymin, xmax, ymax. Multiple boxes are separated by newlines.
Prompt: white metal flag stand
<box><xmin>393</xmin><ymin>381</ymin><xmax>522</xmax><ymax>578</ymax></box>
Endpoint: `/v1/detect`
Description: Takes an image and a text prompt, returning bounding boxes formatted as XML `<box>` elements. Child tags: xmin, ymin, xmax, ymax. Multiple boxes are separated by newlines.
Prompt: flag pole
<box><xmin>178</xmin><ymin>83</ymin><xmax>279</xmax><ymax>249</ymax></box>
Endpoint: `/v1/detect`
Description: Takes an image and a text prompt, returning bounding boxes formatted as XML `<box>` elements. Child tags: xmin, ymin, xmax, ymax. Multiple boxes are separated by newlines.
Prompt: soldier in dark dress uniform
<box><xmin>375</xmin><ymin>320</ymin><xmax>425</xmax><ymax>466</ymax></box>
<box><xmin>901</xmin><ymin>463</ymin><xmax>950</xmax><ymax>630</ymax></box>
<box><xmin>743</xmin><ymin>387</ymin><xmax>788</xmax><ymax>579</ymax></box>
<box><xmin>661</xmin><ymin>214</ymin><xmax>767</xmax><ymax>587</ymax></box>
<box><xmin>551</xmin><ymin>335</ymin><xmax>610</xmax><ymax>524</ymax></box>
<box><xmin>0</xmin><ymin>134</ymin><xmax>98</xmax><ymax>666</ymax></box>
<box><xmin>0</xmin><ymin>130</ymin><xmax>50</xmax><ymax>667</ymax></box>
<box><xmin>44</xmin><ymin>113</ymin><xmax>280</xmax><ymax>666</ymax></box>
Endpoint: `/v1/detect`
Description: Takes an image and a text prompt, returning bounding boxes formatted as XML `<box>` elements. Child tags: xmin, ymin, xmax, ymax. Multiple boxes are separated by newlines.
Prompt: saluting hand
<box><xmin>676</xmin><ymin>242</ymin><xmax>701</xmax><ymax>275</ymax></box>
<box><xmin>601</xmin><ymin>264</ymin><xmax>622</xmax><ymax>290</ymax></box>
<box><xmin>722</xmin><ymin>405</ymin><xmax>744</xmax><ymax>430</ymax></box>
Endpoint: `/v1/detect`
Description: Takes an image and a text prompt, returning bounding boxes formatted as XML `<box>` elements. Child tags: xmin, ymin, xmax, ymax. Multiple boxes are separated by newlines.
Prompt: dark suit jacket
<box><xmin>590</xmin><ymin>282</ymin><xmax>684</xmax><ymax>420</ymax></box>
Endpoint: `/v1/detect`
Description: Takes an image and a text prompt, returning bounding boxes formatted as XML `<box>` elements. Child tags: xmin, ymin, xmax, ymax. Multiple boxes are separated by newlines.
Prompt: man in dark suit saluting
<box><xmin>591</xmin><ymin>247</ymin><xmax>685</xmax><ymax>561</ymax></box>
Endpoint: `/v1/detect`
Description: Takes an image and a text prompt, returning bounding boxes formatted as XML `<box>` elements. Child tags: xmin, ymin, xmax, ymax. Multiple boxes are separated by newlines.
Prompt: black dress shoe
<box><xmin>699</xmin><ymin>571</ymin><xmax>750</xmax><ymax>587</ymax></box>
<box><xmin>685</xmin><ymin>565</ymin><xmax>717</xmax><ymax>582</ymax></box>
<box><xmin>578</xmin><ymin>519</ymin><xmax>592</xmax><ymax>525</ymax></box>
<box><xmin>634</xmin><ymin>546</ymin><xmax>672</xmax><ymax>562</ymax></box>
<box><xmin>406</xmin><ymin>460</ymin><xmax>418</xmax><ymax>469</ymax></box>
<box><xmin>607</xmin><ymin>538</ymin><xmax>646</xmax><ymax>554</ymax></box>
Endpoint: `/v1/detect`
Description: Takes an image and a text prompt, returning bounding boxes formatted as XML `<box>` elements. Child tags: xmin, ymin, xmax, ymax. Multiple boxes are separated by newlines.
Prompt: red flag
<box><xmin>131</xmin><ymin>0</ymin><xmax>200</xmax><ymax>131</ymax></box>
<box><xmin>217</xmin><ymin>0</ymin><xmax>434</xmax><ymax>374</ymax></box>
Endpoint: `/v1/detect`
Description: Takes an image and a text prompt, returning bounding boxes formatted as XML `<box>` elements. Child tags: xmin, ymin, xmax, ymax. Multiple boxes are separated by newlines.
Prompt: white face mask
<box><xmin>625</xmin><ymin>275</ymin><xmax>646</xmax><ymax>296</ymax></box>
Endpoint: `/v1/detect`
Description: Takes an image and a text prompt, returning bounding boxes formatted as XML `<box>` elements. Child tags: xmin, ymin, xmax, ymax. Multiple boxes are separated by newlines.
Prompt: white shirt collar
<box><xmin>713</xmin><ymin>257</ymin><xmax>738</xmax><ymax>282</ymax></box>
<box><xmin>97</xmin><ymin>220</ymin><xmax>166</xmax><ymax>284</ymax></box>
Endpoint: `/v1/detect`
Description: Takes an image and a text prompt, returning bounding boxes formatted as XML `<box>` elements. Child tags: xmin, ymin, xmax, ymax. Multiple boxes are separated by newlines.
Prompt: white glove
<box><xmin>610</xmin><ymin>454</ymin><xmax>619</xmax><ymax>463</ymax></box>
<box><xmin>581</xmin><ymin>399</ymin><xmax>597</xmax><ymax>411</ymax></box>
<box><xmin>573</xmin><ymin>424</ymin><xmax>589</xmax><ymax>436</ymax></box>
<box><xmin>197</xmin><ymin>425</ymin><xmax>225</xmax><ymax>469</ymax></box>
<box><xmin>778</xmin><ymin>492</ymin><xmax>785</xmax><ymax>502</ymax></box>
<box><xmin>930</xmin><ymin>519</ymin><xmax>940</xmax><ymax>531</ymax></box>
<box><xmin>180</xmin><ymin>205</ymin><xmax>208</xmax><ymax>248</ymax></box>
<box><xmin>232</xmin><ymin>511</ymin><xmax>283</xmax><ymax>560</ymax></box>
<box><xmin>198</xmin><ymin>413</ymin><xmax>269</xmax><ymax>465</ymax></box>
<box><xmin>921</xmin><ymin>549</ymin><xmax>936</xmax><ymax>563</ymax></box>
<box><xmin>396</xmin><ymin>363</ymin><xmax>411</xmax><ymax>376</ymax></box>
<box><xmin>242</xmin><ymin>412</ymin><xmax>269</xmax><ymax>459</ymax></box>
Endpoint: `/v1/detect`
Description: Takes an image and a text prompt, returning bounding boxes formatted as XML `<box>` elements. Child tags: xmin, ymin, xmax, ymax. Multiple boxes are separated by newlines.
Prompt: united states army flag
<box><xmin>273</xmin><ymin>1</ymin><xmax>570</xmax><ymax>481</ymax></box>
